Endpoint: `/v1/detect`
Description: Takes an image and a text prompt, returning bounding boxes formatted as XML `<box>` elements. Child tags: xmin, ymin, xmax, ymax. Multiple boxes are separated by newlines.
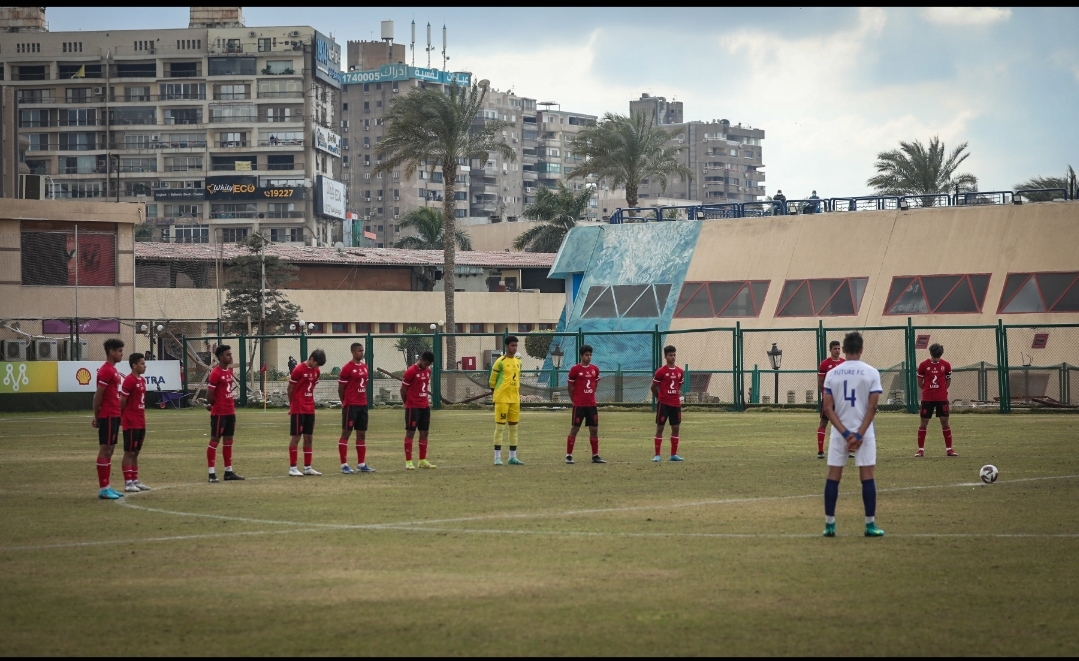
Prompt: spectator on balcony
<box><xmin>269</xmin><ymin>135</ymin><xmax>278</xmax><ymax>146</ymax></box>
<box><xmin>774</xmin><ymin>190</ymin><xmax>786</xmax><ymax>204</ymax></box>
<box><xmin>804</xmin><ymin>190</ymin><xmax>821</xmax><ymax>214</ymax></box>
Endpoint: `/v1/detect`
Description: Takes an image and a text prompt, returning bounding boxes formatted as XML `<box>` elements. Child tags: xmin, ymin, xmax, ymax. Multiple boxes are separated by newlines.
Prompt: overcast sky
<box><xmin>49</xmin><ymin>6</ymin><xmax>1078</xmax><ymax>197</ymax></box>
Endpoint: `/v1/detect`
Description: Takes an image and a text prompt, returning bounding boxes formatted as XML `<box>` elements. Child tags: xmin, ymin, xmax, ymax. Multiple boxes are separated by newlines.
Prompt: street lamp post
<box><xmin>767</xmin><ymin>342</ymin><xmax>783</xmax><ymax>405</ymax></box>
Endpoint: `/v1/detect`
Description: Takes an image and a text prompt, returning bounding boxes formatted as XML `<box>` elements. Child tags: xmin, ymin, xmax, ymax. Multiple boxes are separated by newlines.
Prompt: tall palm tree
<box><xmin>567</xmin><ymin>111</ymin><xmax>692</xmax><ymax>208</ymax></box>
<box><xmin>867</xmin><ymin>136</ymin><xmax>978</xmax><ymax>199</ymax></box>
<box><xmin>393</xmin><ymin>207</ymin><xmax>472</xmax><ymax>251</ymax></box>
<box><xmin>513</xmin><ymin>183</ymin><xmax>592</xmax><ymax>253</ymax></box>
<box><xmin>1014</xmin><ymin>165</ymin><xmax>1076</xmax><ymax>201</ymax></box>
<box><xmin>376</xmin><ymin>82</ymin><xmax>515</xmax><ymax>368</ymax></box>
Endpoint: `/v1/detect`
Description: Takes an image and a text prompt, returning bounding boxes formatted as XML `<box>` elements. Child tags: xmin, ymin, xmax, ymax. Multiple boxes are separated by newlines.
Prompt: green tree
<box><xmin>394</xmin><ymin>207</ymin><xmax>473</xmax><ymax>250</ymax></box>
<box><xmin>1015</xmin><ymin>165</ymin><xmax>1076</xmax><ymax>201</ymax></box>
<box><xmin>566</xmin><ymin>111</ymin><xmax>692</xmax><ymax>208</ymax></box>
<box><xmin>867</xmin><ymin>136</ymin><xmax>978</xmax><ymax>199</ymax></box>
<box><xmin>523</xmin><ymin>330</ymin><xmax>554</xmax><ymax>361</ymax></box>
<box><xmin>376</xmin><ymin>81</ymin><xmax>515</xmax><ymax>368</ymax></box>
<box><xmin>513</xmin><ymin>183</ymin><xmax>592</xmax><ymax>252</ymax></box>
<box><xmin>221</xmin><ymin>232</ymin><xmax>301</xmax><ymax>335</ymax></box>
<box><xmin>395</xmin><ymin>326</ymin><xmax>433</xmax><ymax>366</ymax></box>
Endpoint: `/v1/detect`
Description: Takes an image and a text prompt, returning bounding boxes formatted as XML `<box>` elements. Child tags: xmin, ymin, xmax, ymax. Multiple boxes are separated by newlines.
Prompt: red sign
<box><xmin>461</xmin><ymin>356</ymin><xmax>477</xmax><ymax>370</ymax></box>
<box><xmin>1032</xmin><ymin>333</ymin><xmax>1049</xmax><ymax>349</ymax></box>
<box><xmin>915</xmin><ymin>334</ymin><xmax>931</xmax><ymax>349</ymax></box>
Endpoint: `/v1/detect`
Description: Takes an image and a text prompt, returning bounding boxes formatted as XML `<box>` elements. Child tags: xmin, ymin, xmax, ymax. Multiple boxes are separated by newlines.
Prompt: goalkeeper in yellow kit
<box><xmin>490</xmin><ymin>335</ymin><xmax>523</xmax><ymax>465</ymax></box>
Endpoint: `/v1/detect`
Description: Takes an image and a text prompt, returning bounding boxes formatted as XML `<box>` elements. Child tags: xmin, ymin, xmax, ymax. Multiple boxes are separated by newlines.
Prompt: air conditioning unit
<box><xmin>31</xmin><ymin>339</ymin><xmax>58</xmax><ymax>361</ymax></box>
<box><xmin>60</xmin><ymin>338</ymin><xmax>90</xmax><ymax>361</ymax></box>
<box><xmin>248</xmin><ymin>31</ymin><xmax>257</xmax><ymax>37</ymax></box>
<box><xmin>393</xmin><ymin>214</ymin><xmax>400</xmax><ymax>219</ymax></box>
<box><xmin>93</xmin><ymin>87</ymin><xmax>104</xmax><ymax>95</ymax></box>
<box><xmin>151</xmin><ymin>134</ymin><xmax>160</xmax><ymax>142</ymax></box>
<box><xmin>2</xmin><ymin>339</ymin><xmax>28</xmax><ymax>361</ymax></box>
<box><xmin>289</xmin><ymin>30</ymin><xmax>300</xmax><ymax>37</ymax></box>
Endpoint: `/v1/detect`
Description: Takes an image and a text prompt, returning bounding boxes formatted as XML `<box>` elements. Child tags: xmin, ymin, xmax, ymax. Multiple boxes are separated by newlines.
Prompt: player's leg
<box><xmin>122</xmin><ymin>431</ymin><xmax>140</xmax><ymax>492</ymax></box>
<box><xmin>588</xmin><ymin>414</ymin><xmax>604</xmax><ymax>463</ymax></box>
<box><xmin>493</xmin><ymin>403</ymin><xmax>507</xmax><ymax>465</ymax></box>
<box><xmin>417</xmin><ymin>410</ymin><xmax>435</xmax><ymax>468</ymax></box>
<box><xmin>96</xmin><ymin>419</ymin><xmax>122</xmax><ymax>498</ymax></box>
<box><xmin>302</xmin><ymin>413</ymin><xmax>319</xmax><ymax>475</ymax></box>
<box><xmin>339</xmin><ymin>406</ymin><xmax>355</xmax><ymax>473</ymax></box>
<box><xmin>823</xmin><ymin>463</ymin><xmax>843</xmax><ymax>536</ymax></box>
<box><xmin>916</xmin><ymin>402</ymin><xmax>931</xmax><ymax>457</ymax></box>
<box><xmin>355</xmin><ymin>409</ymin><xmax>374</xmax><ymax>472</ymax></box>
<box><xmin>403</xmin><ymin>409</ymin><xmax>416</xmax><ymax>469</ymax></box>
<box><xmin>221</xmin><ymin>415</ymin><xmax>242</xmax><ymax>480</ymax></box>
<box><xmin>940</xmin><ymin>407</ymin><xmax>957</xmax><ymax>456</ymax></box>
<box><xmin>288</xmin><ymin>414</ymin><xmax>304</xmax><ymax>476</ymax></box>
<box><xmin>857</xmin><ymin>437</ymin><xmax>883</xmax><ymax>536</ymax></box>
<box><xmin>653</xmin><ymin>408</ymin><xmax>666</xmax><ymax>462</ymax></box>
<box><xmin>669</xmin><ymin>408</ymin><xmax>683</xmax><ymax>461</ymax></box>
<box><xmin>208</xmin><ymin>416</ymin><xmax>222</xmax><ymax>482</ymax></box>
<box><xmin>507</xmin><ymin>405</ymin><xmax>522</xmax><ymax>465</ymax></box>
<box><xmin>128</xmin><ymin>430</ymin><xmax>151</xmax><ymax>490</ymax></box>
<box><xmin>817</xmin><ymin>414</ymin><xmax>827</xmax><ymax>458</ymax></box>
<box><xmin>567</xmin><ymin>408</ymin><xmax>581</xmax><ymax>463</ymax></box>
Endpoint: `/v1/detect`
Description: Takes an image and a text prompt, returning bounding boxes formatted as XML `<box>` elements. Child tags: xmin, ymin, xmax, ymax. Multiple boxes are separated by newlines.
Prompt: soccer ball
<box><xmin>979</xmin><ymin>465</ymin><xmax>999</xmax><ymax>484</ymax></box>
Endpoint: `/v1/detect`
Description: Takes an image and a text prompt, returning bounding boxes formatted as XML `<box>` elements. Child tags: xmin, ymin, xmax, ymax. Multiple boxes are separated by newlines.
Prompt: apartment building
<box><xmin>0</xmin><ymin>7</ymin><xmax>344</xmax><ymax>246</ymax></box>
<box><xmin>629</xmin><ymin>93</ymin><xmax>766</xmax><ymax>205</ymax></box>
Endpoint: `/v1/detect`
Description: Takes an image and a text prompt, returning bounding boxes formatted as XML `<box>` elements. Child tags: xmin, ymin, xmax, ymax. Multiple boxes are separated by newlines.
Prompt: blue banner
<box><xmin>340</xmin><ymin>64</ymin><xmax>471</xmax><ymax>88</ymax></box>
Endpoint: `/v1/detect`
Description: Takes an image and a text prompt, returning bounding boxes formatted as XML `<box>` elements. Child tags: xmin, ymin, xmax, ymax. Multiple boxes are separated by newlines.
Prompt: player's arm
<box><xmin>817</xmin><ymin>367</ymin><xmax>826</xmax><ymax>391</ymax></box>
<box><xmin>205</xmin><ymin>372</ymin><xmax>217</xmax><ymax>410</ymax></box>
<box><xmin>822</xmin><ymin>391</ymin><xmax>843</xmax><ymax>434</ymax></box>
<box><xmin>399</xmin><ymin>368</ymin><xmax>411</xmax><ymax>403</ymax></box>
<box><xmin>91</xmin><ymin>383</ymin><xmax>105</xmax><ymax>426</ymax></box>
<box><xmin>337</xmin><ymin>367</ymin><xmax>348</xmax><ymax>401</ymax></box>
<box><xmin>488</xmin><ymin>359</ymin><xmax>500</xmax><ymax>391</ymax></box>
<box><xmin>856</xmin><ymin>393</ymin><xmax>881</xmax><ymax>440</ymax></box>
<box><xmin>650</xmin><ymin>371</ymin><xmax>660</xmax><ymax>398</ymax></box>
<box><xmin>119</xmin><ymin>378</ymin><xmax>130</xmax><ymax>412</ymax></box>
<box><xmin>916</xmin><ymin>363</ymin><xmax>925</xmax><ymax>390</ymax></box>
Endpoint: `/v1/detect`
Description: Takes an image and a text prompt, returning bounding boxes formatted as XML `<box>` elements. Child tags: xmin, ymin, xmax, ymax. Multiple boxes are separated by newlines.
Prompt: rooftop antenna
<box><xmin>442</xmin><ymin>24</ymin><xmax>448</xmax><ymax>72</ymax></box>
<box><xmin>410</xmin><ymin>20</ymin><xmax>415</xmax><ymax>66</ymax></box>
<box><xmin>426</xmin><ymin>22</ymin><xmax>432</xmax><ymax>68</ymax></box>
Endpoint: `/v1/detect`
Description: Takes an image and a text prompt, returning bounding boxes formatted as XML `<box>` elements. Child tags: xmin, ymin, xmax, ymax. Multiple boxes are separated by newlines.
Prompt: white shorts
<box><xmin>828</xmin><ymin>430</ymin><xmax>876</xmax><ymax>467</ymax></box>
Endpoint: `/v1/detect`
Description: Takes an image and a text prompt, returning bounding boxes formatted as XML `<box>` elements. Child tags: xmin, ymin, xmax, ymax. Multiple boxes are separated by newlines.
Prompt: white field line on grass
<box><xmin>1</xmin><ymin>474</ymin><xmax>1075</xmax><ymax>552</ymax></box>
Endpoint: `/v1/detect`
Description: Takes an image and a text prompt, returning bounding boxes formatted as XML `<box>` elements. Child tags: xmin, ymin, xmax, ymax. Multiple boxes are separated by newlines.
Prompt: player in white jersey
<box><xmin>820</xmin><ymin>331</ymin><xmax>885</xmax><ymax>538</ymax></box>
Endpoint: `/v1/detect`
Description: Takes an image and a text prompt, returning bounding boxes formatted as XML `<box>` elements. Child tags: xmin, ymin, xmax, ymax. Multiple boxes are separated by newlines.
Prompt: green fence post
<box><xmin>906</xmin><ymin>318</ymin><xmax>918</xmax><ymax>414</ymax></box>
<box><xmin>615</xmin><ymin>363</ymin><xmax>624</xmax><ymax>403</ymax></box>
<box><xmin>751</xmin><ymin>364</ymin><xmax>760</xmax><ymax>404</ymax></box>
<box><xmin>238</xmin><ymin>333</ymin><xmax>247</xmax><ymax>407</ymax></box>
<box><xmin>299</xmin><ymin>331</ymin><xmax>308</xmax><ymax>362</ymax></box>
<box><xmin>733</xmin><ymin>322</ymin><xmax>742</xmax><ymax>411</ymax></box>
<box><xmin>816</xmin><ymin>320</ymin><xmax>825</xmax><ymax>414</ymax></box>
<box><xmin>1000</xmin><ymin>323</ymin><xmax>1011</xmax><ymax>413</ymax></box>
<box><xmin>432</xmin><ymin>330</ymin><xmax>442</xmax><ymax>410</ymax></box>
<box><xmin>180</xmin><ymin>334</ymin><xmax>188</xmax><ymax>398</ymax></box>
<box><xmin>683</xmin><ymin>363</ymin><xmax>691</xmax><ymax>395</ymax></box>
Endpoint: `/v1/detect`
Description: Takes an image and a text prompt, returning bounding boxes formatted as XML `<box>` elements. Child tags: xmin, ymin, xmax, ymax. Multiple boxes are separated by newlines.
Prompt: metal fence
<box><xmin>4</xmin><ymin>318</ymin><xmax>1078</xmax><ymax>413</ymax></box>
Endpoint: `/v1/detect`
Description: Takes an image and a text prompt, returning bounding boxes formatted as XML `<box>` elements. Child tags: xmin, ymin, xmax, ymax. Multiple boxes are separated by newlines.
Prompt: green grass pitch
<box><xmin>1</xmin><ymin>408</ymin><xmax>1077</xmax><ymax>655</ymax></box>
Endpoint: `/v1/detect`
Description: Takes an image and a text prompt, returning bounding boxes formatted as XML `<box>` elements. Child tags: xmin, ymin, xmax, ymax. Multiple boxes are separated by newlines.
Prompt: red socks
<box><xmin>289</xmin><ymin>446</ymin><xmax>298</xmax><ymax>468</ymax></box>
<box><xmin>566</xmin><ymin>435</ymin><xmax>576</xmax><ymax>455</ymax></box>
<box><xmin>943</xmin><ymin>428</ymin><xmax>953</xmax><ymax>449</ymax></box>
<box><xmin>338</xmin><ymin>437</ymin><xmax>349</xmax><ymax>464</ymax></box>
<box><xmin>418</xmin><ymin>440</ymin><xmax>428</xmax><ymax>460</ymax></box>
<box><xmin>356</xmin><ymin>440</ymin><xmax>366</xmax><ymax>465</ymax></box>
<box><xmin>654</xmin><ymin>437</ymin><xmax>662</xmax><ymax>455</ymax></box>
<box><xmin>404</xmin><ymin>437</ymin><xmax>413</xmax><ymax>461</ymax></box>
<box><xmin>817</xmin><ymin>427</ymin><xmax>826</xmax><ymax>453</ymax></box>
<box><xmin>122</xmin><ymin>466</ymin><xmax>134</xmax><ymax>483</ymax></box>
<box><xmin>96</xmin><ymin>459</ymin><xmax>111</xmax><ymax>488</ymax></box>
<box><xmin>207</xmin><ymin>440</ymin><xmax>218</xmax><ymax>468</ymax></box>
<box><xmin>917</xmin><ymin>428</ymin><xmax>927</xmax><ymax>449</ymax></box>
<box><xmin>222</xmin><ymin>440</ymin><xmax>232</xmax><ymax>469</ymax></box>
<box><xmin>303</xmin><ymin>448</ymin><xmax>313</xmax><ymax>468</ymax></box>
<box><xmin>589</xmin><ymin>436</ymin><xmax>599</xmax><ymax>456</ymax></box>
<box><xmin>671</xmin><ymin>436</ymin><xmax>679</xmax><ymax>456</ymax></box>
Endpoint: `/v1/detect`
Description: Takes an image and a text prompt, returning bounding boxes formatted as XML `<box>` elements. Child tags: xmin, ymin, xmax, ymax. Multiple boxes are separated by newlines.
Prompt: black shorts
<box><xmin>122</xmin><ymin>428</ymin><xmax>146</xmax><ymax>452</ymax></box>
<box><xmin>290</xmin><ymin>413</ymin><xmax>316</xmax><ymax>436</ymax></box>
<box><xmin>572</xmin><ymin>406</ymin><xmax>599</xmax><ymax>428</ymax></box>
<box><xmin>342</xmin><ymin>405</ymin><xmax>369</xmax><ymax>433</ymax></box>
<box><xmin>210</xmin><ymin>414</ymin><xmax>236</xmax><ymax>439</ymax></box>
<box><xmin>405</xmin><ymin>407</ymin><xmax>431</xmax><ymax>432</ymax></box>
<box><xmin>656</xmin><ymin>403</ymin><xmax>682</xmax><ymax>426</ymax></box>
<box><xmin>920</xmin><ymin>401</ymin><xmax>950</xmax><ymax>418</ymax></box>
<box><xmin>97</xmin><ymin>417</ymin><xmax>121</xmax><ymax>445</ymax></box>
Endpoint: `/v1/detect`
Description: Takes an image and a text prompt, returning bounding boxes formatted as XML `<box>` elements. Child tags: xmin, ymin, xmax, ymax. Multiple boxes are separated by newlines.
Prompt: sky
<box><xmin>48</xmin><ymin>6</ymin><xmax>1079</xmax><ymax>197</ymax></box>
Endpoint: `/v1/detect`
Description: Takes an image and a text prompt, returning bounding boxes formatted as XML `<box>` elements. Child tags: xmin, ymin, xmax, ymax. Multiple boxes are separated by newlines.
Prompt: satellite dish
<box><xmin>334</xmin><ymin>242</ymin><xmax>345</xmax><ymax>249</ymax></box>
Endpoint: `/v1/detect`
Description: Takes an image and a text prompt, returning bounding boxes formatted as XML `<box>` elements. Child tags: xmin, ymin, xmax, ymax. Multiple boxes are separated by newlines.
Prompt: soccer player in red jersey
<box><xmin>119</xmin><ymin>352</ymin><xmax>151</xmax><ymax>493</ymax></box>
<box><xmin>400</xmin><ymin>350</ymin><xmax>436</xmax><ymax>470</ymax></box>
<box><xmin>916</xmin><ymin>343</ymin><xmax>957</xmax><ymax>457</ymax></box>
<box><xmin>566</xmin><ymin>344</ymin><xmax>605</xmax><ymax>465</ymax></box>
<box><xmin>338</xmin><ymin>342</ymin><xmax>375</xmax><ymax>473</ymax></box>
<box><xmin>287</xmin><ymin>349</ymin><xmax>326</xmax><ymax>476</ymax></box>
<box><xmin>651</xmin><ymin>345</ymin><xmax>685</xmax><ymax>462</ymax></box>
<box><xmin>205</xmin><ymin>345</ymin><xmax>244</xmax><ymax>483</ymax></box>
<box><xmin>92</xmin><ymin>338</ymin><xmax>125</xmax><ymax>499</ymax></box>
<box><xmin>816</xmin><ymin>340</ymin><xmax>845</xmax><ymax>459</ymax></box>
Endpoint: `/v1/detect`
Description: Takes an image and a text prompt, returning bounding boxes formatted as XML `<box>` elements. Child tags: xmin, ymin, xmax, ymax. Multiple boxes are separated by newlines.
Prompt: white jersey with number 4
<box><xmin>823</xmin><ymin>360</ymin><xmax>883</xmax><ymax>439</ymax></box>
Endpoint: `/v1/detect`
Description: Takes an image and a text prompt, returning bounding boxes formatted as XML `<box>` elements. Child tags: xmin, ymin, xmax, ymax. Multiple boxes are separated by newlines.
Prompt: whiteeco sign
<box><xmin>314</xmin><ymin>126</ymin><xmax>341</xmax><ymax>157</ymax></box>
<box><xmin>317</xmin><ymin>175</ymin><xmax>346</xmax><ymax>219</ymax></box>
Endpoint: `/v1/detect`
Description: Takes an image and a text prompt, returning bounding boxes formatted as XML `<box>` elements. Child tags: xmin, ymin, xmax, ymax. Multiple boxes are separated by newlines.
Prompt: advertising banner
<box><xmin>312</xmin><ymin>30</ymin><xmax>342</xmax><ymax>89</ymax></box>
<box><xmin>339</xmin><ymin>64</ymin><xmax>471</xmax><ymax>87</ymax></box>
<box><xmin>316</xmin><ymin>176</ymin><xmax>346</xmax><ymax>219</ymax></box>
<box><xmin>0</xmin><ymin>362</ymin><xmax>59</xmax><ymax>393</ymax></box>
<box><xmin>205</xmin><ymin>176</ymin><xmax>304</xmax><ymax>200</ymax></box>
<box><xmin>314</xmin><ymin>125</ymin><xmax>341</xmax><ymax>157</ymax></box>
<box><xmin>42</xmin><ymin>319</ymin><xmax>121</xmax><ymax>334</ymax></box>
<box><xmin>153</xmin><ymin>188</ymin><xmax>206</xmax><ymax>202</ymax></box>
<box><xmin>57</xmin><ymin>360</ymin><xmax>182</xmax><ymax>393</ymax></box>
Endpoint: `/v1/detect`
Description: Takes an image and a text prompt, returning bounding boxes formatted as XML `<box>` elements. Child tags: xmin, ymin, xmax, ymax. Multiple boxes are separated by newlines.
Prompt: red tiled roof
<box><xmin>133</xmin><ymin>242</ymin><xmax>556</xmax><ymax>268</ymax></box>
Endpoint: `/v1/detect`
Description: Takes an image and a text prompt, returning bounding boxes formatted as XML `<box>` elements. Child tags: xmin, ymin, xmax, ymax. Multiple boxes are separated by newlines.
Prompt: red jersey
<box><xmin>338</xmin><ymin>360</ymin><xmax>369</xmax><ymax>407</ymax></box>
<box><xmin>120</xmin><ymin>373</ymin><xmax>146</xmax><ymax>430</ymax></box>
<box><xmin>402</xmin><ymin>364</ymin><xmax>431</xmax><ymax>409</ymax></box>
<box><xmin>288</xmin><ymin>362</ymin><xmax>320</xmax><ymax>414</ymax></box>
<box><xmin>207</xmin><ymin>365</ymin><xmax>236</xmax><ymax>416</ymax></box>
<box><xmin>818</xmin><ymin>357</ymin><xmax>845</xmax><ymax>381</ymax></box>
<box><xmin>918</xmin><ymin>358</ymin><xmax>952</xmax><ymax>402</ymax></box>
<box><xmin>567</xmin><ymin>363</ymin><xmax>600</xmax><ymax>407</ymax></box>
<box><xmin>96</xmin><ymin>361</ymin><xmax>122</xmax><ymax>418</ymax></box>
<box><xmin>652</xmin><ymin>365</ymin><xmax>685</xmax><ymax>407</ymax></box>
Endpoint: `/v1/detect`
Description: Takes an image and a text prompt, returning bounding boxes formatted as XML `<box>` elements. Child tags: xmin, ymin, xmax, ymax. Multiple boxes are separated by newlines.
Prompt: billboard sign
<box><xmin>205</xmin><ymin>176</ymin><xmax>303</xmax><ymax>200</ymax></box>
<box><xmin>0</xmin><ymin>361</ymin><xmax>59</xmax><ymax>393</ymax></box>
<box><xmin>153</xmin><ymin>188</ymin><xmax>206</xmax><ymax>202</ymax></box>
<box><xmin>312</xmin><ymin>30</ymin><xmax>342</xmax><ymax>89</ymax></box>
<box><xmin>57</xmin><ymin>360</ymin><xmax>183</xmax><ymax>393</ymax></box>
<box><xmin>316</xmin><ymin>175</ymin><xmax>346</xmax><ymax>219</ymax></box>
<box><xmin>339</xmin><ymin>64</ymin><xmax>471</xmax><ymax>87</ymax></box>
<box><xmin>314</xmin><ymin>125</ymin><xmax>341</xmax><ymax>157</ymax></box>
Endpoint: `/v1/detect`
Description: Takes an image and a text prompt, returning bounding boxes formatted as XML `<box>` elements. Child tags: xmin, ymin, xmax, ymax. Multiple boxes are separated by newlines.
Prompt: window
<box><xmin>518</xmin><ymin>323</ymin><xmax>534</xmax><ymax>333</ymax></box>
<box><xmin>58</xmin><ymin>133</ymin><xmax>99</xmax><ymax>151</ymax></box>
<box><xmin>27</xmin><ymin>134</ymin><xmax>50</xmax><ymax>151</ymax></box>
<box><xmin>164</xmin><ymin>156</ymin><xmax>203</xmax><ymax>172</ymax></box>
<box><xmin>355</xmin><ymin>322</ymin><xmax>372</xmax><ymax>334</ymax></box>
<box><xmin>269</xmin><ymin>227</ymin><xmax>304</xmax><ymax>243</ymax></box>
<box><xmin>579</xmin><ymin>284</ymin><xmax>673</xmax><ymax>319</ymax></box>
<box><xmin>258</xmin><ymin>38</ymin><xmax>272</xmax><ymax>52</ymax></box>
<box><xmin>211</xmin><ymin>104</ymin><xmax>256</xmax><ymax>122</ymax></box>
<box><xmin>215</xmin><ymin>84</ymin><xmax>249</xmax><ymax>100</ymax></box>
<box><xmin>675</xmin><ymin>281</ymin><xmax>770</xmax><ymax>318</ymax></box>
<box><xmin>264</xmin><ymin>60</ymin><xmax>294</xmax><ymax>75</ymax></box>
<box><xmin>160</xmin><ymin>83</ymin><xmax>205</xmax><ymax>100</ymax></box>
<box><xmin>379</xmin><ymin>323</ymin><xmax>396</xmax><ymax>333</ymax></box>
<box><xmin>211</xmin><ymin>203</ymin><xmax>257</xmax><ymax>219</ymax></box>
<box><xmin>21</xmin><ymin>224</ymin><xmax>116</xmax><ymax>286</ymax></box>
<box><xmin>163</xmin><ymin>204</ymin><xmax>202</xmax><ymax>218</ymax></box>
<box><xmin>208</xmin><ymin>57</ymin><xmax>256</xmax><ymax>76</ymax></box>
<box><xmin>469</xmin><ymin>323</ymin><xmax>485</xmax><ymax>333</ymax></box>
<box><xmin>221</xmin><ymin>228</ymin><xmax>249</xmax><ymax>243</ymax></box>
<box><xmin>884</xmin><ymin>274</ymin><xmax>990</xmax><ymax>315</ymax></box>
<box><xmin>331</xmin><ymin>323</ymin><xmax>350</xmax><ymax>334</ymax></box>
<box><xmin>776</xmin><ymin>278</ymin><xmax>869</xmax><ymax>317</ymax></box>
<box><xmin>163</xmin><ymin>108</ymin><xmax>203</xmax><ymax>125</ymax></box>
<box><xmin>998</xmin><ymin>272</ymin><xmax>1079</xmax><ymax>313</ymax></box>
<box><xmin>171</xmin><ymin>225</ymin><xmax>209</xmax><ymax>244</ymax></box>
<box><xmin>258</xmin><ymin>79</ymin><xmax>302</xmax><ymax>98</ymax></box>
<box><xmin>110</xmin><ymin>107</ymin><xmax>154</xmax><ymax>125</ymax></box>
<box><xmin>307</xmin><ymin>323</ymin><xmax>326</xmax><ymax>334</ymax></box>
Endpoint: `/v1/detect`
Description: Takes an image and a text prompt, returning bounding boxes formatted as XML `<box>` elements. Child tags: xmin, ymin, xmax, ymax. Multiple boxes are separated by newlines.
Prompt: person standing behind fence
<box><xmin>287</xmin><ymin>349</ymin><xmax>326</xmax><ymax>476</ymax></box>
<box><xmin>92</xmin><ymin>338</ymin><xmax>126</xmax><ymax>500</ymax></box>
<box><xmin>816</xmin><ymin>341</ymin><xmax>845</xmax><ymax>459</ymax></box>
<box><xmin>206</xmin><ymin>345</ymin><xmax>245</xmax><ymax>483</ymax></box>
<box><xmin>915</xmin><ymin>343</ymin><xmax>957</xmax><ymax>457</ymax></box>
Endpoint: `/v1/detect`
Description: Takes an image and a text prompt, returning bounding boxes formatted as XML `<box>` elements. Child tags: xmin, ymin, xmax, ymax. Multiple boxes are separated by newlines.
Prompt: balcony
<box><xmin>265</xmin><ymin>211</ymin><xmax>305</xmax><ymax>219</ymax></box>
<box><xmin>256</xmin><ymin>91</ymin><xmax>303</xmax><ymax>99</ymax></box>
<box><xmin>210</xmin><ymin>211</ymin><xmax>258</xmax><ymax>219</ymax></box>
<box><xmin>108</xmin><ymin>141</ymin><xmax>208</xmax><ymax>151</ymax></box>
<box><xmin>215</xmin><ymin>141</ymin><xmax>250</xmax><ymax>148</ymax></box>
<box><xmin>109</xmin><ymin>93</ymin><xmax>207</xmax><ymax>102</ymax></box>
<box><xmin>17</xmin><ymin>95</ymin><xmax>56</xmax><ymax>105</ymax></box>
<box><xmin>257</xmin><ymin>138</ymin><xmax>303</xmax><ymax>147</ymax></box>
<box><xmin>64</xmin><ymin>94</ymin><xmax>107</xmax><ymax>105</ymax></box>
<box><xmin>213</xmin><ymin>92</ymin><xmax>251</xmax><ymax>101</ymax></box>
<box><xmin>209</xmin><ymin>160</ymin><xmax>303</xmax><ymax>172</ymax></box>
<box><xmin>208</xmin><ymin>115</ymin><xmax>258</xmax><ymax>124</ymax></box>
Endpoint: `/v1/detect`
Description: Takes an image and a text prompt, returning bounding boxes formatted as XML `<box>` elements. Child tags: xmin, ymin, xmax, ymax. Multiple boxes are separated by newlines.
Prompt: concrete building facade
<box><xmin>0</xmin><ymin>7</ymin><xmax>344</xmax><ymax>247</ymax></box>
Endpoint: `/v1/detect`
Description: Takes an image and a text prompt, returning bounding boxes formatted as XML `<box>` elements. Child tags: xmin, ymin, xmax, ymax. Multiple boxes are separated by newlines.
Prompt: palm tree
<box><xmin>513</xmin><ymin>183</ymin><xmax>592</xmax><ymax>253</ymax></box>
<box><xmin>376</xmin><ymin>82</ymin><xmax>515</xmax><ymax>368</ymax></box>
<box><xmin>867</xmin><ymin>136</ymin><xmax>978</xmax><ymax>201</ymax></box>
<box><xmin>393</xmin><ymin>207</ymin><xmax>472</xmax><ymax>250</ymax></box>
<box><xmin>567</xmin><ymin>111</ymin><xmax>692</xmax><ymax>208</ymax></box>
<box><xmin>1015</xmin><ymin>165</ymin><xmax>1076</xmax><ymax>201</ymax></box>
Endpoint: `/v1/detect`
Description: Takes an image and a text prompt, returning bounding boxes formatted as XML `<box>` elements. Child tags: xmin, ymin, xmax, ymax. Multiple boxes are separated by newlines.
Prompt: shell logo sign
<box><xmin>75</xmin><ymin>367</ymin><xmax>92</xmax><ymax>386</ymax></box>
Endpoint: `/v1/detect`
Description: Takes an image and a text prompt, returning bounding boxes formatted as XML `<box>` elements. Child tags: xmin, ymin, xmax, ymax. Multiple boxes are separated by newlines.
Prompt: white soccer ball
<box><xmin>979</xmin><ymin>464</ymin><xmax>999</xmax><ymax>484</ymax></box>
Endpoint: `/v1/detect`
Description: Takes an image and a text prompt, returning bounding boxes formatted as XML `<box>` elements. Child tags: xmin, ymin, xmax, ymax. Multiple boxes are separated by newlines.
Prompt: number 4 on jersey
<box><xmin>843</xmin><ymin>380</ymin><xmax>857</xmax><ymax>406</ymax></box>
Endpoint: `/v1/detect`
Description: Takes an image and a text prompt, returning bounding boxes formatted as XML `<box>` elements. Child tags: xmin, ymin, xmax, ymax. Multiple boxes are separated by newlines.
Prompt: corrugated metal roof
<box><xmin>134</xmin><ymin>242</ymin><xmax>556</xmax><ymax>268</ymax></box>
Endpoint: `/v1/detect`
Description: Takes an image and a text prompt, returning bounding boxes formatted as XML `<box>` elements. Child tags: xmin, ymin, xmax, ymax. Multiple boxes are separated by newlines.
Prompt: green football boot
<box><xmin>864</xmin><ymin>522</ymin><xmax>885</xmax><ymax>537</ymax></box>
<box><xmin>822</xmin><ymin>522</ymin><xmax>836</xmax><ymax>537</ymax></box>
